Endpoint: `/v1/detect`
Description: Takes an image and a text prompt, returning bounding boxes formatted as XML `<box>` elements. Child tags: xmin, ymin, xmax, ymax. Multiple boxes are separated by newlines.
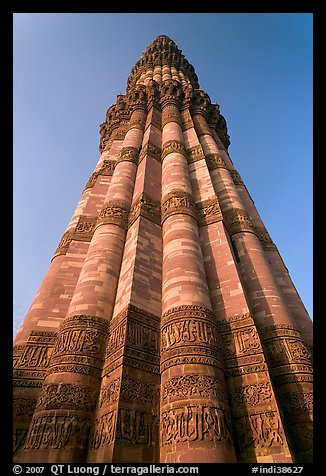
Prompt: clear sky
<box><xmin>13</xmin><ymin>13</ymin><xmax>313</xmax><ymax>336</ymax></box>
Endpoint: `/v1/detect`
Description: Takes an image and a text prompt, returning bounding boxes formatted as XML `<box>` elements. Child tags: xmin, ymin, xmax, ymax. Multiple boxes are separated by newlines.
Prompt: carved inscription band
<box><xmin>47</xmin><ymin>315</ymin><xmax>109</xmax><ymax>377</ymax></box>
<box><xmin>161</xmin><ymin>405</ymin><xmax>233</xmax><ymax>447</ymax></box>
<box><xmin>161</xmin><ymin>190</ymin><xmax>197</xmax><ymax>225</ymax></box>
<box><xmin>128</xmin><ymin>193</ymin><xmax>161</xmax><ymax>227</ymax></box>
<box><xmin>96</xmin><ymin>201</ymin><xmax>130</xmax><ymax>231</ymax></box>
<box><xmin>223</xmin><ymin>208</ymin><xmax>256</xmax><ymax>236</ymax></box>
<box><xmin>116</xmin><ymin>146</ymin><xmax>139</xmax><ymax>166</ymax></box>
<box><xmin>161</xmin><ymin>305</ymin><xmax>224</xmax><ymax>371</ymax></box>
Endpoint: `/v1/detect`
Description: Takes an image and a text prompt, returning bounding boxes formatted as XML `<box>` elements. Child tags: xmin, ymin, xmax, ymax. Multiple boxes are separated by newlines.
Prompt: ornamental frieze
<box><xmin>223</xmin><ymin>207</ymin><xmax>255</xmax><ymax>236</ymax></box>
<box><xmin>161</xmin><ymin>405</ymin><xmax>233</xmax><ymax>446</ymax></box>
<box><xmin>24</xmin><ymin>413</ymin><xmax>91</xmax><ymax>451</ymax></box>
<box><xmin>99</xmin><ymin>376</ymin><xmax>121</xmax><ymax>407</ymax></box>
<box><xmin>92</xmin><ymin>408</ymin><xmax>158</xmax><ymax>449</ymax></box>
<box><xmin>162</xmin><ymin>374</ymin><xmax>227</xmax><ymax>402</ymax></box>
<box><xmin>160</xmin><ymin>79</ymin><xmax>183</xmax><ymax>108</ymax></box>
<box><xmin>128</xmin><ymin>85</ymin><xmax>148</xmax><ymax>112</ymax></box>
<box><xmin>52</xmin><ymin>231</ymin><xmax>73</xmax><ymax>259</ymax></box>
<box><xmin>161</xmin><ymin>190</ymin><xmax>197</xmax><ymax>224</ymax></box>
<box><xmin>36</xmin><ymin>382</ymin><xmax>98</xmax><ymax>411</ymax></box>
<box><xmin>222</xmin><ymin>327</ymin><xmax>263</xmax><ymax>358</ymax></box>
<box><xmin>161</xmin><ymin>139</ymin><xmax>187</xmax><ymax>161</ymax></box>
<box><xmin>233</xmin><ymin>411</ymin><xmax>285</xmax><ymax>455</ymax></box>
<box><xmin>120</xmin><ymin>376</ymin><xmax>158</xmax><ymax>406</ymax></box>
<box><xmin>260</xmin><ymin>324</ymin><xmax>312</xmax><ymax>368</ymax></box>
<box><xmin>278</xmin><ymin>391</ymin><xmax>313</xmax><ymax>416</ymax></box>
<box><xmin>195</xmin><ymin>197</ymin><xmax>222</xmax><ymax>226</ymax></box>
<box><xmin>229</xmin><ymin>169</ymin><xmax>244</xmax><ymax>186</ymax></box>
<box><xmin>51</xmin><ymin>315</ymin><xmax>109</xmax><ymax>364</ymax></box>
<box><xmin>160</xmin><ymin>355</ymin><xmax>223</xmax><ymax>373</ymax></box>
<box><xmin>161</xmin><ymin>318</ymin><xmax>219</xmax><ymax>352</ymax></box>
<box><xmin>181</xmin><ymin>109</ymin><xmax>194</xmax><ymax>131</ymax></box>
<box><xmin>186</xmin><ymin>144</ymin><xmax>205</xmax><ymax>164</ymax></box>
<box><xmin>138</xmin><ymin>141</ymin><xmax>162</xmax><ymax>163</ymax></box>
<box><xmin>116</xmin><ymin>146</ymin><xmax>139</xmax><ymax>166</ymax></box>
<box><xmin>205</xmin><ymin>153</ymin><xmax>227</xmax><ymax>171</ymax></box>
<box><xmin>13</xmin><ymin>398</ymin><xmax>37</xmax><ymax>421</ymax></box>
<box><xmin>14</xmin><ymin>331</ymin><xmax>57</xmax><ymax>376</ymax></box>
<box><xmin>96</xmin><ymin>200</ymin><xmax>130</xmax><ymax>230</ymax></box>
<box><xmin>228</xmin><ymin>381</ymin><xmax>272</xmax><ymax>408</ymax></box>
<box><xmin>191</xmin><ymin>90</ymin><xmax>211</xmax><ymax>117</ymax></box>
<box><xmin>128</xmin><ymin>192</ymin><xmax>161</xmax><ymax>227</ymax></box>
<box><xmin>161</xmin><ymin>104</ymin><xmax>182</xmax><ymax>127</ymax></box>
<box><xmin>215</xmin><ymin>312</ymin><xmax>254</xmax><ymax>332</ymax></box>
<box><xmin>84</xmin><ymin>160</ymin><xmax>116</xmax><ymax>189</ymax></box>
<box><xmin>73</xmin><ymin>215</ymin><xmax>97</xmax><ymax>241</ymax></box>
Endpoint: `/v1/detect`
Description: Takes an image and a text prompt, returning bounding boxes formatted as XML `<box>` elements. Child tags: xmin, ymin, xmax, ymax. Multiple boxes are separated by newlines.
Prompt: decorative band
<box><xmin>96</xmin><ymin>201</ymin><xmax>130</xmax><ymax>230</ymax></box>
<box><xmin>138</xmin><ymin>141</ymin><xmax>162</xmax><ymax>163</ymax></box>
<box><xmin>161</xmin><ymin>190</ymin><xmax>197</xmax><ymax>224</ymax></box>
<box><xmin>115</xmin><ymin>146</ymin><xmax>139</xmax><ymax>166</ymax></box>
<box><xmin>195</xmin><ymin>197</ymin><xmax>222</xmax><ymax>226</ymax></box>
<box><xmin>161</xmin><ymin>105</ymin><xmax>182</xmax><ymax>127</ymax></box>
<box><xmin>161</xmin><ymin>139</ymin><xmax>187</xmax><ymax>161</ymax></box>
<box><xmin>128</xmin><ymin>192</ymin><xmax>161</xmax><ymax>227</ymax></box>
<box><xmin>186</xmin><ymin>144</ymin><xmax>205</xmax><ymax>164</ymax></box>
<box><xmin>205</xmin><ymin>153</ymin><xmax>227</xmax><ymax>171</ymax></box>
<box><xmin>223</xmin><ymin>207</ymin><xmax>256</xmax><ymax>236</ymax></box>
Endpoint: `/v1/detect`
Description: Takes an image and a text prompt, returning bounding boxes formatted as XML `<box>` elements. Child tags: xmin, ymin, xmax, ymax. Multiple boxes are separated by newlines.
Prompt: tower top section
<box><xmin>127</xmin><ymin>35</ymin><xmax>200</xmax><ymax>91</ymax></box>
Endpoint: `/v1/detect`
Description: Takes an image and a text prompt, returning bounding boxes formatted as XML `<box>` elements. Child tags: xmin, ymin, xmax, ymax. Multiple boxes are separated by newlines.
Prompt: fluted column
<box><xmin>22</xmin><ymin>87</ymin><xmax>147</xmax><ymax>463</ymax></box>
<box><xmin>194</xmin><ymin>107</ymin><xmax>313</xmax><ymax>462</ymax></box>
<box><xmin>13</xmin><ymin>121</ymin><xmax>125</xmax><ymax>462</ymax></box>
<box><xmin>236</xmin><ymin>181</ymin><xmax>313</xmax><ymax>347</ymax></box>
<box><xmin>182</xmin><ymin>98</ymin><xmax>292</xmax><ymax>462</ymax></box>
<box><xmin>159</xmin><ymin>80</ymin><xmax>237</xmax><ymax>463</ymax></box>
<box><xmin>88</xmin><ymin>82</ymin><xmax>162</xmax><ymax>463</ymax></box>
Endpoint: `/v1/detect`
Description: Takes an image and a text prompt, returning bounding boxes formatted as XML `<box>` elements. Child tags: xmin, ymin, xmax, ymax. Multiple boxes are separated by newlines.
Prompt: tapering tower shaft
<box><xmin>14</xmin><ymin>35</ymin><xmax>313</xmax><ymax>464</ymax></box>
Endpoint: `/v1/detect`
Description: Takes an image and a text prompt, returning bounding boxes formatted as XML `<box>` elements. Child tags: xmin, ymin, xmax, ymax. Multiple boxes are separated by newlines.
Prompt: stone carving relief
<box><xmin>228</xmin><ymin>382</ymin><xmax>272</xmax><ymax>407</ymax></box>
<box><xmin>162</xmin><ymin>375</ymin><xmax>226</xmax><ymax>402</ymax></box>
<box><xmin>233</xmin><ymin>411</ymin><xmax>284</xmax><ymax>455</ymax></box>
<box><xmin>195</xmin><ymin>197</ymin><xmax>222</xmax><ymax>226</ymax></box>
<box><xmin>96</xmin><ymin>200</ymin><xmax>130</xmax><ymax>230</ymax></box>
<box><xmin>128</xmin><ymin>192</ymin><xmax>161</xmax><ymax>227</ymax></box>
<box><xmin>92</xmin><ymin>409</ymin><xmax>158</xmax><ymax>449</ymax></box>
<box><xmin>205</xmin><ymin>153</ymin><xmax>227</xmax><ymax>171</ymax></box>
<box><xmin>254</xmin><ymin>226</ymin><xmax>277</xmax><ymax>251</ymax></box>
<box><xmin>84</xmin><ymin>160</ymin><xmax>116</xmax><ymax>189</ymax></box>
<box><xmin>160</xmin><ymin>79</ymin><xmax>183</xmax><ymax>108</ymax></box>
<box><xmin>116</xmin><ymin>146</ymin><xmax>139</xmax><ymax>166</ymax></box>
<box><xmin>223</xmin><ymin>208</ymin><xmax>255</xmax><ymax>236</ymax></box>
<box><xmin>161</xmin><ymin>139</ymin><xmax>187</xmax><ymax>161</ymax></box>
<box><xmin>14</xmin><ymin>331</ymin><xmax>58</xmax><ymax>385</ymax></box>
<box><xmin>278</xmin><ymin>391</ymin><xmax>313</xmax><ymax>416</ymax></box>
<box><xmin>186</xmin><ymin>144</ymin><xmax>205</xmax><ymax>164</ymax></box>
<box><xmin>161</xmin><ymin>190</ymin><xmax>197</xmax><ymax>224</ymax></box>
<box><xmin>161</xmin><ymin>405</ymin><xmax>233</xmax><ymax>446</ymax></box>
<box><xmin>24</xmin><ymin>414</ymin><xmax>91</xmax><ymax>450</ymax></box>
<box><xmin>13</xmin><ymin>398</ymin><xmax>37</xmax><ymax>421</ymax></box>
<box><xmin>138</xmin><ymin>141</ymin><xmax>162</xmax><ymax>163</ymax></box>
<box><xmin>47</xmin><ymin>315</ymin><xmax>109</xmax><ymax>377</ymax></box>
<box><xmin>36</xmin><ymin>383</ymin><xmax>98</xmax><ymax>411</ymax></box>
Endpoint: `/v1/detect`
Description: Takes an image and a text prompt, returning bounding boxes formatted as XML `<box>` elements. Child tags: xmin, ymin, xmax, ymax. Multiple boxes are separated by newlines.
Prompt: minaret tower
<box><xmin>14</xmin><ymin>35</ymin><xmax>313</xmax><ymax>464</ymax></box>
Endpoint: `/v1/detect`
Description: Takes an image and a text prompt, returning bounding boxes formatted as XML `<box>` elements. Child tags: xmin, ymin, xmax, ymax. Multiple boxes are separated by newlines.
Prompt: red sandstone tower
<box><xmin>13</xmin><ymin>35</ymin><xmax>313</xmax><ymax>464</ymax></box>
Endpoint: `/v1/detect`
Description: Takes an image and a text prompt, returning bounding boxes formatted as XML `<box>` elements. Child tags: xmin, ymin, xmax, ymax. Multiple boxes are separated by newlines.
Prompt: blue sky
<box><xmin>13</xmin><ymin>13</ymin><xmax>313</xmax><ymax>336</ymax></box>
